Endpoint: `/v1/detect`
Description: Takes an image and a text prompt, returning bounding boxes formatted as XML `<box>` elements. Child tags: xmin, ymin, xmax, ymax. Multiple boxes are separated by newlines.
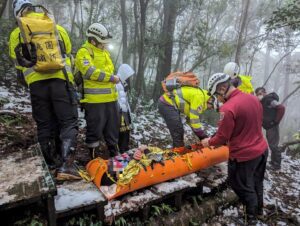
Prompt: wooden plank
<box><xmin>46</xmin><ymin>194</ymin><xmax>56</xmax><ymax>226</ymax></box>
<box><xmin>0</xmin><ymin>145</ymin><xmax>56</xmax><ymax>211</ymax></box>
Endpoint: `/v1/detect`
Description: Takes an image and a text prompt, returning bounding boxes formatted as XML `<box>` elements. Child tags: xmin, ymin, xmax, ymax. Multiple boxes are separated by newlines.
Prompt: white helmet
<box><xmin>224</xmin><ymin>62</ymin><xmax>239</xmax><ymax>78</ymax></box>
<box><xmin>207</xmin><ymin>73</ymin><xmax>230</xmax><ymax>95</ymax></box>
<box><xmin>12</xmin><ymin>0</ymin><xmax>32</xmax><ymax>18</ymax></box>
<box><xmin>86</xmin><ymin>23</ymin><xmax>112</xmax><ymax>44</ymax></box>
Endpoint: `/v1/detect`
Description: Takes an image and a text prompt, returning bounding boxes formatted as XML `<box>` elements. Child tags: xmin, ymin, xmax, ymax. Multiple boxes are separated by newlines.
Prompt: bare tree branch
<box><xmin>262</xmin><ymin>49</ymin><xmax>296</xmax><ymax>87</ymax></box>
<box><xmin>281</xmin><ymin>84</ymin><xmax>300</xmax><ymax>104</ymax></box>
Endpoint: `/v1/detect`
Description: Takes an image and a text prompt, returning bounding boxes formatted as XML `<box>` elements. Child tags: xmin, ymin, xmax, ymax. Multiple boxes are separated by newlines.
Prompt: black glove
<box><xmin>14</xmin><ymin>42</ymin><xmax>37</xmax><ymax>68</ymax></box>
<box><xmin>16</xmin><ymin>70</ymin><xmax>27</xmax><ymax>87</ymax></box>
<box><xmin>194</xmin><ymin>129</ymin><xmax>208</xmax><ymax>140</ymax></box>
<box><xmin>74</xmin><ymin>71</ymin><xmax>83</xmax><ymax>86</ymax></box>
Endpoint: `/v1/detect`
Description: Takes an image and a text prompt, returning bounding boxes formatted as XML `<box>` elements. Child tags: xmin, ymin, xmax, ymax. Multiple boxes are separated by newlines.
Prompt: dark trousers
<box><xmin>228</xmin><ymin>150</ymin><xmax>268</xmax><ymax>215</ymax></box>
<box><xmin>119</xmin><ymin>111</ymin><xmax>131</xmax><ymax>152</ymax></box>
<box><xmin>30</xmin><ymin>79</ymin><xmax>78</xmax><ymax>146</ymax></box>
<box><xmin>84</xmin><ymin>101</ymin><xmax>120</xmax><ymax>152</ymax></box>
<box><xmin>266</xmin><ymin>125</ymin><xmax>281</xmax><ymax>168</ymax></box>
<box><xmin>119</xmin><ymin>131</ymin><xmax>130</xmax><ymax>153</ymax></box>
<box><xmin>158</xmin><ymin>100</ymin><xmax>184</xmax><ymax>147</ymax></box>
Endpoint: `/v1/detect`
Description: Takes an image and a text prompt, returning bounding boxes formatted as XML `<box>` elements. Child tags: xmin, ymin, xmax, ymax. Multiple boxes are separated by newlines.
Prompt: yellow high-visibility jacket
<box><xmin>162</xmin><ymin>87</ymin><xmax>210</xmax><ymax>131</ymax></box>
<box><xmin>8</xmin><ymin>12</ymin><xmax>74</xmax><ymax>86</ymax></box>
<box><xmin>75</xmin><ymin>41</ymin><xmax>117</xmax><ymax>103</ymax></box>
<box><xmin>238</xmin><ymin>75</ymin><xmax>254</xmax><ymax>94</ymax></box>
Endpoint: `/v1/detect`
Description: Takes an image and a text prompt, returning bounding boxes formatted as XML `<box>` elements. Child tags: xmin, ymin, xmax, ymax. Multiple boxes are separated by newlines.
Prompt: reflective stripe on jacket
<box><xmin>162</xmin><ymin>87</ymin><xmax>209</xmax><ymax>131</ymax></box>
<box><xmin>238</xmin><ymin>75</ymin><xmax>254</xmax><ymax>94</ymax></box>
<box><xmin>75</xmin><ymin>41</ymin><xmax>117</xmax><ymax>103</ymax></box>
<box><xmin>8</xmin><ymin>12</ymin><xmax>74</xmax><ymax>86</ymax></box>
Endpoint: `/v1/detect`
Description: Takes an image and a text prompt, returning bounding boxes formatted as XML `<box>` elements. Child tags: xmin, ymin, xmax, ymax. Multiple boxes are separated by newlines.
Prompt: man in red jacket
<box><xmin>255</xmin><ymin>87</ymin><xmax>285</xmax><ymax>170</ymax></box>
<box><xmin>201</xmin><ymin>73</ymin><xmax>268</xmax><ymax>224</ymax></box>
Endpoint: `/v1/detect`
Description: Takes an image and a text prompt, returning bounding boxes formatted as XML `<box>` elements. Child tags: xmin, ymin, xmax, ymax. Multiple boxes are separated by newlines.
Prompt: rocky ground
<box><xmin>0</xmin><ymin>84</ymin><xmax>299</xmax><ymax>225</ymax></box>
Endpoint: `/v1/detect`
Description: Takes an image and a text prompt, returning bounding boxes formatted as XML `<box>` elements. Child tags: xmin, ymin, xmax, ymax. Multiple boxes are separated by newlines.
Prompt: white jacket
<box><xmin>116</xmin><ymin>82</ymin><xmax>131</xmax><ymax>113</ymax></box>
<box><xmin>116</xmin><ymin>64</ymin><xmax>134</xmax><ymax>113</ymax></box>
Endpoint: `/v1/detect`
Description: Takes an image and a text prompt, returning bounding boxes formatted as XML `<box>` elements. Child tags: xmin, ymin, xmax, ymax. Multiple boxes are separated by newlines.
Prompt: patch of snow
<box><xmin>55</xmin><ymin>180</ymin><xmax>105</xmax><ymax>212</ymax></box>
<box><xmin>223</xmin><ymin>206</ymin><xmax>239</xmax><ymax>217</ymax></box>
<box><xmin>105</xmin><ymin>189</ymin><xmax>160</xmax><ymax>217</ymax></box>
<box><xmin>203</xmin><ymin>186</ymin><xmax>211</xmax><ymax>193</ymax></box>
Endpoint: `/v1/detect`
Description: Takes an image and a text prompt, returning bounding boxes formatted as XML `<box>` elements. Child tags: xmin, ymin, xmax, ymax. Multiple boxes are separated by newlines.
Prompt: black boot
<box><xmin>108</xmin><ymin>144</ymin><xmax>120</xmax><ymax>158</ymax></box>
<box><xmin>56</xmin><ymin>139</ymin><xmax>81</xmax><ymax>181</ymax></box>
<box><xmin>88</xmin><ymin>146</ymin><xmax>110</xmax><ymax>160</ymax></box>
<box><xmin>40</xmin><ymin>141</ymin><xmax>61</xmax><ymax>170</ymax></box>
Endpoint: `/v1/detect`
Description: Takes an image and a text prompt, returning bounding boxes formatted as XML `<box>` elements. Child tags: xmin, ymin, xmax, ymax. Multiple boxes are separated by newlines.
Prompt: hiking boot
<box><xmin>40</xmin><ymin>141</ymin><xmax>61</xmax><ymax>170</ymax></box>
<box><xmin>108</xmin><ymin>144</ymin><xmax>120</xmax><ymax>158</ymax></box>
<box><xmin>56</xmin><ymin>139</ymin><xmax>81</xmax><ymax>181</ymax></box>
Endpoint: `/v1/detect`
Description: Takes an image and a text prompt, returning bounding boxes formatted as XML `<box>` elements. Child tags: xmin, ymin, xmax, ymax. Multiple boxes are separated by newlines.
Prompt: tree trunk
<box><xmin>235</xmin><ymin>0</ymin><xmax>250</xmax><ymax>65</ymax></box>
<box><xmin>120</xmin><ymin>0</ymin><xmax>128</xmax><ymax>63</ymax></box>
<box><xmin>132</xmin><ymin>0</ymin><xmax>139</xmax><ymax>74</ymax></box>
<box><xmin>132</xmin><ymin>0</ymin><xmax>149</xmax><ymax>109</ymax></box>
<box><xmin>0</xmin><ymin>0</ymin><xmax>8</xmax><ymax>18</ymax></box>
<box><xmin>152</xmin><ymin>0</ymin><xmax>179</xmax><ymax>101</ymax></box>
<box><xmin>283</xmin><ymin>53</ymin><xmax>291</xmax><ymax>106</ymax></box>
<box><xmin>70</xmin><ymin>0</ymin><xmax>78</xmax><ymax>36</ymax></box>
<box><xmin>263</xmin><ymin>43</ymin><xmax>271</xmax><ymax>82</ymax></box>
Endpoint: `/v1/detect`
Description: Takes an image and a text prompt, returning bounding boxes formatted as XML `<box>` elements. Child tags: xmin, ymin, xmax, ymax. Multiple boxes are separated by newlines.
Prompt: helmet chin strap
<box><xmin>223</xmin><ymin>81</ymin><xmax>231</xmax><ymax>99</ymax></box>
<box><xmin>215</xmin><ymin>80</ymin><xmax>231</xmax><ymax>101</ymax></box>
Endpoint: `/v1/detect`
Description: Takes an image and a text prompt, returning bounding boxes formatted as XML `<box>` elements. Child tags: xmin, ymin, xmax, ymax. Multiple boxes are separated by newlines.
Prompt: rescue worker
<box><xmin>255</xmin><ymin>87</ymin><xmax>285</xmax><ymax>170</ymax></box>
<box><xmin>75</xmin><ymin>23</ymin><xmax>120</xmax><ymax>160</ymax></box>
<box><xmin>224</xmin><ymin>62</ymin><xmax>254</xmax><ymax>94</ymax></box>
<box><xmin>202</xmin><ymin>73</ymin><xmax>268</xmax><ymax>224</ymax></box>
<box><xmin>158</xmin><ymin>86</ymin><xmax>210</xmax><ymax>151</ymax></box>
<box><xmin>116</xmin><ymin>64</ymin><xmax>135</xmax><ymax>153</ymax></box>
<box><xmin>9</xmin><ymin>0</ymin><xmax>79</xmax><ymax>180</ymax></box>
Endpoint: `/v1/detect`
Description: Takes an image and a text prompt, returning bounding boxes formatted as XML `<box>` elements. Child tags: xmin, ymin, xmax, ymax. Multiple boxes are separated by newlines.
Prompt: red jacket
<box><xmin>209</xmin><ymin>89</ymin><xmax>268</xmax><ymax>162</ymax></box>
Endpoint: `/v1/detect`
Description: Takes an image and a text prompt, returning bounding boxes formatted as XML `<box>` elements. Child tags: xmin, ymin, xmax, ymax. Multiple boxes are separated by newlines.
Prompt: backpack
<box><xmin>16</xmin><ymin>5</ymin><xmax>65</xmax><ymax>72</ymax></box>
<box><xmin>161</xmin><ymin>71</ymin><xmax>200</xmax><ymax>93</ymax></box>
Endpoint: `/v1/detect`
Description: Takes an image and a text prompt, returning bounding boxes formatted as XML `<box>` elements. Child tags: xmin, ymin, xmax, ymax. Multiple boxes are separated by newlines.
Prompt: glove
<box><xmin>16</xmin><ymin>70</ymin><xmax>27</xmax><ymax>87</ymax></box>
<box><xmin>194</xmin><ymin>129</ymin><xmax>208</xmax><ymax>140</ymax></box>
<box><xmin>14</xmin><ymin>42</ymin><xmax>37</xmax><ymax>68</ymax></box>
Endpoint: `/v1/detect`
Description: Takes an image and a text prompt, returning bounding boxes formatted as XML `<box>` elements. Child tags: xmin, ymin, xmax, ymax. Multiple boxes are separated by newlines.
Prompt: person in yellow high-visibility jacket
<box><xmin>75</xmin><ymin>23</ymin><xmax>120</xmax><ymax>160</ymax></box>
<box><xmin>158</xmin><ymin>86</ymin><xmax>210</xmax><ymax>148</ymax></box>
<box><xmin>9</xmin><ymin>0</ymin><xmax>79</xmax><ymax>181</ymax></box>
<box><xmin>224</xmin><ymin>62</ymin><xmax>254</xmax><ymax>94</ymax></box>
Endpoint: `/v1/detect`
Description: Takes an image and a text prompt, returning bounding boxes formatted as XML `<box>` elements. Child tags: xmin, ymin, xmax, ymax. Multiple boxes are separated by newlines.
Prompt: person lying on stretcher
<box><xmin>99</xmin><ymin>145</ymin><xmax>178</xmax><ymax>186</ymax></box>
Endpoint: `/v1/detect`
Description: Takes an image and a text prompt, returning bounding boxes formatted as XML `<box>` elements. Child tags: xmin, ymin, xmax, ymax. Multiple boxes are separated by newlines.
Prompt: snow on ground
<box><xmin>154</xmin><ymin>173</ymin><xmax>202</xmax><ymax>194</ymax></box>
<box><xmin>55</xmin><ymin>180</ymin><xmax>106</xmax><ymax>212</ymax></box>
<box><xmin>104</xmin><ymin>190</ymin><xmax>160</xmax><ymax>217</ymax></box>
<box><xmin>130</xmin><ymin>105</ymin><xmax>216</xmax><ymax>149</ymax></box>
<box><xmin>0</xmin><ymin>86</ymin><xmax>31</xmax><ymax>113</ymax></box>
<box><xmin>208</xmin><ymin>150</ymin><xmax>300</xmax><ymax>225</ymax></box>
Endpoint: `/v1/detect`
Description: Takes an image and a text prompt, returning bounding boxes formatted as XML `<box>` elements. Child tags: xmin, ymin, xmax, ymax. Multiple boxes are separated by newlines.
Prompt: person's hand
<box><xmin>201</xmin><ymin>138</ymin><xmax>211</xmax><ymax>148</ymax></box>
<box><xmin>133</xmin><ymin>149</ymin><xmax>143</xmax><ymax>160</ymax></box>
<box><xmin>113</xmin><ymin>75</ymin><xmax>120</xmax><ymax>83</ymax></box>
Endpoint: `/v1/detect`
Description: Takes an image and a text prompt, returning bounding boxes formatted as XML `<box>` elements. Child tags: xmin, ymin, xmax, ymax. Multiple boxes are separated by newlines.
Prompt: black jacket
<box><xmin>260</xmin><ymin>92</ymin><xmax>279</xmax><ymax>129</ymax></box>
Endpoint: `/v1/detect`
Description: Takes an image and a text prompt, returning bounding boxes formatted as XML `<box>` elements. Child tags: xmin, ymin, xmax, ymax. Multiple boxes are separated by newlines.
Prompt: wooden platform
<box><xmin>0</xmin><ymin>145</ymin><xmax>227</xmax><ymax>225</ymax></box>
<box><xmin>103</xmin><ymin>162</ymin><xmax>227</xmax><ymax>223</ymax></box>
<box><xmin>0</xmin><ymin>145</ymin><xmax>57</xmax><ymax>225</ymax></box>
